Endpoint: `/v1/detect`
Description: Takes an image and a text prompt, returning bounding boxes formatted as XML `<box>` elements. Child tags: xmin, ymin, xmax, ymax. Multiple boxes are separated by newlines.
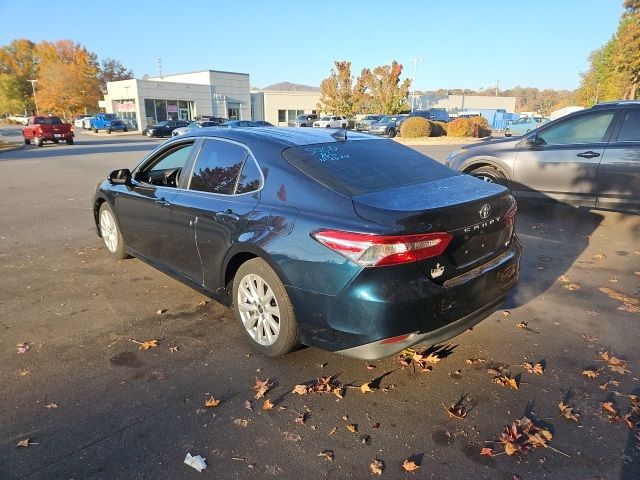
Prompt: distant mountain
<box><xmin>262</xmin><ymin>82</ymin><xmax>320</xmax><ymax>92</ymax></box>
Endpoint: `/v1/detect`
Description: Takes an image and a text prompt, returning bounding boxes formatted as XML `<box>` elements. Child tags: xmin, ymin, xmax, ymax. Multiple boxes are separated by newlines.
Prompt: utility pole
<box><xmin>28</xmin><ymin>79</ymin><xmax>39</xmax><ymax>115</ymax></box>
<box><xmin>158</xmin><ymin>58</ymin><xmax>163</xmax><ymax>78</ymax></box>
<box><xmin>496</xmin><ymin>80</ymin><xmax>499</xmax><ymax>97</ymax></box>
<box><xmin>409</xmin><ymin>58</ymin><xmax>422</xmax><ymax>112</ymax></box>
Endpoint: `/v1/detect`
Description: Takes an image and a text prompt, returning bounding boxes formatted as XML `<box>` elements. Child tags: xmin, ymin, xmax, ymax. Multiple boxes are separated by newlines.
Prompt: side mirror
<box><xmin>108</xmin><ymin>168</ymin><xmax>131</xmax><ymax>185</ymax></box>
<box><xmin>526</xmin><ymin>134</ymin><xmax>544</xmax><ymax>146</ymax></box>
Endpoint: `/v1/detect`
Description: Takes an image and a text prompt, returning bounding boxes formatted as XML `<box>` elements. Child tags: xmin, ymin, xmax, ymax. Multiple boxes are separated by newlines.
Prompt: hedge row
<box><xmin>399</xmin><ymin>115</ymin><xmax>491</xmax><ymax>138</ymax></box>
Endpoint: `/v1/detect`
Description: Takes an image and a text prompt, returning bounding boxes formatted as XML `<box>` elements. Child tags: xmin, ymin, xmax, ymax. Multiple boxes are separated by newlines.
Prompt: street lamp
<box><xmin>409</xmin><ymin>58</ymin><xmax>423</xmax><ymax>112</ymax></box>
<box><xmin>28</xmin><ymin>79</ymin><xmax>39</xmax><ymax>115</ymax></box>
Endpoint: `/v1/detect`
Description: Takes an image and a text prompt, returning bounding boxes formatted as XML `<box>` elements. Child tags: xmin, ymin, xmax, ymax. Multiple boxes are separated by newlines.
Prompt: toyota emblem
<box><xmin>479</xmin><ymin>204</ymin><xmax>491</xmax><ymax>219</ymax></box>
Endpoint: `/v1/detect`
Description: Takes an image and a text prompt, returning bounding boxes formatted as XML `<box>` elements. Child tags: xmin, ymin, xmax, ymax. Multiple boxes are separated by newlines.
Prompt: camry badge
<box><xmin>431</xmin><ymin>263</ymin><xmax>445</xmax><ymax>278</ymax></box>
<box><xmin>479</xmin><ymin>204</ymin><xmax>491</xmax><ymax>219</ymax></box>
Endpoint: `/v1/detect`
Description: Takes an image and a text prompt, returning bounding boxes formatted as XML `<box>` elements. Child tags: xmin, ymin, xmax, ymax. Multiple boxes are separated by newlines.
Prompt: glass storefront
<box><xmin>144</xmin><ymin>99</ymin><xmax>194</xmax><ymax>126</ymax></box>
<box><xmin>114</xmin><ymin>99</ymin><xmax>138</xmax><ymax>130</ymax></box>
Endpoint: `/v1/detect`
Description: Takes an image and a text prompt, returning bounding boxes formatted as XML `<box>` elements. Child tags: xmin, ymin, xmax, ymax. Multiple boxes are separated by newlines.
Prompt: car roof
<box><xmin>178</xmin><ymin>126</ymin><xmax>380</xmax><ymax>147</ymax></box>
<box><xmin>591</xmin><ymin>100</ymin><xmax>640</xmax><ymax>109</ymax></box>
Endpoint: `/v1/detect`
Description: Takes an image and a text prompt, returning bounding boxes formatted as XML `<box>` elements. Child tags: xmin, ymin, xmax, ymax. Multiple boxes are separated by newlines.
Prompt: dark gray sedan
<box><xmin>446</xmin><ymin>101</ymin><xmax>640</xmax><ymax>213</ymax></box>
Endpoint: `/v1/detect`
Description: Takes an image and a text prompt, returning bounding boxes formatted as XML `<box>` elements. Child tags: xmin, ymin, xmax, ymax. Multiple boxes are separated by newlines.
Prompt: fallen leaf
<box><xmin>45</xmin><ymin>402</ymin><xmax>58</xmax><ymax>409</ymax></box>
<box><xmin>592</xmin><ymin>253</ymin><xmax>606</xmax><ymax>261</ymax></box>
<box><xmin>360</xmin><ymin>382</ymin><xmax>374</xmax><ymax>394</ymax></box>
<box><xmin>295</xmin><ymin>413</ymin><xmax>306</xmax><ymax>425</ymax></box>
<box><xmin>234</xmin><ymin>418</ymin><xmax>250</xmax><ymax>427</ymax></box>
<box><xmin>262</xmin><ymin>399</ymin><xmax>274</xmax><ymax>411</ymax></box>
<box><xmin>480</xmin><ymin>447</ymin><xmax>494</xmax><ymax>457</ymax></box>
<box><xmin>370</xmin><ymin>459</ymin><xmax>385</xmax><ymax>475</ymax></box>
<box><xmin>18</xmin><ymin>369</ymin><xmax>30</xmax><ymax>377</ymax></box>
<box><xmin>602</xmin><ymin>401</ymin><xmax>617</xmax><ymax>415</ymax></box>
<box><xmin>522</xmin><ymin>362</ymin><xmax>544</xmax><ymax>375</ymax></box>
<box><xmin>516</xmin><ymin>321</ymin><xmax>528</xmax><ymax>329</ymax></box>
<box><xmin>328</xmin><ymin>426</ymin><xmax>337</xmax><ymax>435</ymax></box>
<box><xmin>502</xmin><ymin>310</ymin><xmax>511</xmax><ymax>317</ymax></box>
<box><xmin>16</xmin><ymin>439</ymin><xmax>35</xmax><ymax>447</ymax></box>
<box><xmin>130</xmin><ymin>338</ymin><xmax>158</xmax><ymax>350</ymax></box>
<box><xmin>204</xmin><ymin>396</ymin><xmax>220</xmax><ymax>408</ymax></box>
<box><xmin>292</xmin><ymin>384</ymin><xmax>308</xmax><ymax>395</ymax></box>
<box><xmin>558</xmin><ymin>274</ymin><xmax>571</xmax><ymax>283</ymax></box>
<box><xmin>317</xmin><ymin>450</ymin><xmax>334</xmax><ymax>462</ymax></box>
<box><xmin>558</xmin><ymin>401</ymin><xmax>580</xmax><ymax>422</ymax></box>
<box><xmin>582</xmin><ymin>369</ymin><xmax>600</xmax><ymax>378</ymax></box>
<box><xmin>169</xmin><ymin>346</ymin><xmax>178</xmax><ymax>353</ymax></box>
<box><xmin>609</xmin><ymin>277</ymin><xmax>618</xmax><ymax>283</ymax></box>
<box><xmin>445</xmin><ymin>403</ymin><xmax>467</xmax><ymax>419</ymax></box>
<box><xmin>155</xmin><ymin>309</ymin><xmax>166</xmax><ymax>315</ymax></box>
<box><xmin>244</xmin><ymin>400</ymin><xmax>253</xmax><ymax>411</ymax></box>
<box><xmin>346</xmin><ymin>423</ymin><xmax>357</xmax><ymax>433</ymax></box>
<box><xmin>581</xmin><ymin>333</ymin><xmax>599</xmax><ymax>342</ymax></box>
<box><xmin>493</xmin><ymin>374</ymin><xmax>519</xmax><ymax>389</ymax></box>
<box><xmin>563</xmin><ymin>283</ymin><xmax>581</xmax><ymax>291</ymax></box>
<box><xmin>599</xmin><ymin>379</ymin><xmax>620</xmax><ymax>390</ymax></box>
<box><xmin>253</xmin><ymin>378</ymin><xmax>272</xmax><ymax>399</ymax></box>
<box><xmin>466</xmin><ymin>357</ymin><xmax>486</xmax><ymax>365</ymax></box>
<box><xmin>402</xmin><ymin>459</ymin><xmax>419</xmax><ymax>472</ymax></box>
<box><xmin>16</xmin><ymin>343</ymin><xmax>30</xmax><ymax>354</ymax></box>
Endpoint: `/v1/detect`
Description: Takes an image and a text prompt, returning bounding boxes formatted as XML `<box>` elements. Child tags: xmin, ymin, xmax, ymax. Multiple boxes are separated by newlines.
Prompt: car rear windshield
<box><xmin>282</xmin><ymin>140</ymin><xmax>454</xmax><ymax>197</ymax></box>
<box><xmin>35</xmin><ymin>117</ymin><xmax>62</xmax><ymax>124</ymax></box>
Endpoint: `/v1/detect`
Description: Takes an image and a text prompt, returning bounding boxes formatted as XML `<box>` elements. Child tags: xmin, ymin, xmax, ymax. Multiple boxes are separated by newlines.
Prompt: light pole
<box><xmin>409</xmin><ymin>58</ymin><xmax>422</xmax><ymax>112</ymax></box>
<box><xmin>28</xmin><ymin>79</ymin><xmax>39</xmax><ymax>115</ymax></box>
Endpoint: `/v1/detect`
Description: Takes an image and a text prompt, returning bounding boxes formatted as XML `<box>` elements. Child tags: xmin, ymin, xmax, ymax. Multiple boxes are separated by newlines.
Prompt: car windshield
<box><xmin>363</xmin><ymin>116</ymin><xmax>378</xmax><ymax>120</ymax></box>
<box><xmin>319</xmin><ymin>117</ymin><xmax>331</xmax><ymax>121</ymax></box>
<box><xmin>186</xmin><ymin>122</ymin><xmax>199</xmax><ymax>128</ymax></box>
<box><xmin>533</xmin><ymin>117</ymin><xmax>546</xmax><ymax>122</ymax></box>
<box><xmin>297</xmin><ymin>115</ymin><xmax>309</xmax><ymax>120</ymax></box>
<box><xmin>379</xmin><ymin>116</ymin><xmax>398</xmax><ymax>123</ymax></box>
<box><xmin>156</xmin><ymin>121</ymin><xmax>169</xmax><ymax>126</ymax></box>
<box><xmin>35</xmin><ymin>117</ymin><xmax>62</xmax><ymax>124</ymax></box>
<box><xmin>282</xmin><ymin>139</ymin><xmax>453</xmax><ymax>197</ymax></box>
<box><xmin>104</xmin><ymin>114</ymin><xmax>118</xmax><ymax>119</ymax></box>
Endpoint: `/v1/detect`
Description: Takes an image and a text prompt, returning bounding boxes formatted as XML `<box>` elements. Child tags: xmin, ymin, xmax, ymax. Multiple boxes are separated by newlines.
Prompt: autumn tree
<box><xmin>0</xmin><ymin>39</ymin><xmax>38</xmax><ymax>113</ymax></box>
<box><xmin>615</xmin><ymin>4</ymin><xmax>640</xmax><ymax>99</ymax></box>
<box><xmin>35</xmin><ymin>40</ymin><xmax>102</xmax><ymax>117</ymax></box>
<box><xmin>317</xmin><ymin>61</ymin><xmax>361</xmax><ymax>116</ymax></box>
<box><xmin>358</xmin><ymin>61</ymin><xmax>410</xmax><ymax>114</ymax></box>
<box><xmin>97</xmin><ymin>58</ymin><xmax>133</xmax><ymax>92</ymax></box>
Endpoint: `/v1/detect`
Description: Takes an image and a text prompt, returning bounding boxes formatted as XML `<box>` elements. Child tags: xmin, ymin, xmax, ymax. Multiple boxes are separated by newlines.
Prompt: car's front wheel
<box><xmin>504</xmin><ymin>128</ymin><xmax>511</xmax><ymax>137</ymax></box>
<box><xmin>469</xmin><ymin>166</ymin><xmax>506</xmax><ymax>185</ymax></box>
<box><xmin>233</xmin><ymin>258</ymin><xmax>299</xmax><ymax>357</ymax></box>
<box><xmin>98</xmin><ymin>203</ymin><xmax>127</xmax><ymax>260</ymax></box>
<box><xmin>388</xmin><ymin>128</ymin><xmax>396</xmax><ymax>138</ymax></box>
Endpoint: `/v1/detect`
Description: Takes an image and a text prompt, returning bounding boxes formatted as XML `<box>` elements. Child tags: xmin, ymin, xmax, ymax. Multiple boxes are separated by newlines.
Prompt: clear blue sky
<box><xmin>0</xmin><ymin>0</ymin><xmax>624</xmax><ymax>91</ymax></box>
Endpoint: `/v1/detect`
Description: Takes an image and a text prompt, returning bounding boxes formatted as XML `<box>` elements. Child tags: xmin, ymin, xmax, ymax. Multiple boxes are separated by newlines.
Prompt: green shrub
<box><xmin>430</xmin><ymin>120</ymin><xmax>448</xmax><ymax>137</ymax></box>
<box><xmin>400</xmin><ymin>116</ymin><xmax>431</xmax><ymax>138</ymax></box>
<box><xmin>446</xmin><ymin>118</ymin><xmax>475</xmax><ymax>137</ymax></box>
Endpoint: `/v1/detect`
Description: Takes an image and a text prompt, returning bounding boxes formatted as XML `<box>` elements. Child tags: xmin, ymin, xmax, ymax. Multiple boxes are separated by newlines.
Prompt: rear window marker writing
<box><xmin>304</xmin><ymin>146</ymin><xmax>349</xmax><ymax>162</ymax></box>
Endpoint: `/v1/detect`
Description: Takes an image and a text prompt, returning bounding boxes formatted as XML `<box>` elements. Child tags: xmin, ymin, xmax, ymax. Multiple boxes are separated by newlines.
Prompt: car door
<box><xmin>169</xmin><ymin>138</ymin><xmax>263</xmax><ymax>287</ymax></box>
<box><xmin>115</xmin><ymin>140</ymin><xmax>197</xmax><ymax>264</ymax></box>
<box><xmin>596</xmin><ymin>108</ymin><xmax>640</xmax><ymax>213</ymax></box>
<box><xmin>512</xmin><ymin>109</ymin><xmax>617</xmax><ymax>206</ymax></box>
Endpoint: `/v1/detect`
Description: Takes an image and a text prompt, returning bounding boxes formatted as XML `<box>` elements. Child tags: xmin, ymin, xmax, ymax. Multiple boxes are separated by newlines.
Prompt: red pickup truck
<box><xmin>22</xmin><ymin>116</ymin><xmax>74</xmax><ymax>147</ymax></box>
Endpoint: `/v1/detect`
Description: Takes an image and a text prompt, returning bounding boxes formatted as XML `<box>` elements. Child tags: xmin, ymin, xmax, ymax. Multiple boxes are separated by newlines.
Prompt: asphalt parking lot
<box><xmin>1</xmin><ymin>126</ymin><xmax>639</xmax><ymax>479</ymax></box>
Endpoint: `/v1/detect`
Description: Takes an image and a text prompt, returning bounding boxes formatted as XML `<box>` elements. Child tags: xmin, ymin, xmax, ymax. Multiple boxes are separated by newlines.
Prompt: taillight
<box><xmin>35</xmin><ymin>127</ymin><xmax>43</xmax><ymax>135</ymax></box>
<box><xmin>311</xmin><ymin>229</ymin><xmax>452</xmax><ymax>267</ymax></box>
<box><xmin>505</xmin><ymin>197</ymin><xmax>517</xmax><ymax>227</ymax></box>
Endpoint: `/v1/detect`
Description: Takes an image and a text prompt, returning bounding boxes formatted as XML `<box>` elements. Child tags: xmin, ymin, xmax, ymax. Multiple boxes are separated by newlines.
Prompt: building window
<box><xmin>228</xmin><ymin>103</ymin><xmax>240</xmax><ymax>120</ymax></box>
<box><xmin>155</xmin><ymin>100</ymin><xmax>167</xmax><ymax>122</ymax></box>
<box><xmin>278</xmin><ymin>110</ymin><xmax>286</xmax><ymax>122</ymax></box>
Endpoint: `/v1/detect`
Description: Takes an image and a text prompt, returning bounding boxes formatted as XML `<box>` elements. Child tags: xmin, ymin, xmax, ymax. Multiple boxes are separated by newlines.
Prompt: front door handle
<box><xmin>216</xmin><ymin>209</ymin><xmax>240</xmax><ymax>222</ymax></box>
<box><xmin>155</xmin><ymin>197</ymin><xmax>171</xmax><ymax>207</ymax></box>
<box><xmin>577</xmin><ymin>151</ymin><xmax>600</xmax><ymax>159</ymax></box>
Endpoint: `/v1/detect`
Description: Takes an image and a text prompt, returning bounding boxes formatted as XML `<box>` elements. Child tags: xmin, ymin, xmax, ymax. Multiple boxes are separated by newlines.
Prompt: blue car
<box><xmin>93</xmin><ymin>128</ymin><xmax>521</xmax><ymax>359</ymax></box>
<box><xmin>91</xmin><ymin>113</ymin><xmax>128</xmax><ymax>134</ymax></box>
<box><xmin>504</xmin><ymin>116</ymin><xmax>549</xmax><ymax>137</ymax></box>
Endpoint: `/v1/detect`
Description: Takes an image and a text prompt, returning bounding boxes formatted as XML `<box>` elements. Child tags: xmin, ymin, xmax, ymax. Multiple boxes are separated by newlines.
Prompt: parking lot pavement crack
<box><xmin>19</xmin><ymin>405</ymin><xmax>172</xmax><ymax>479</ymax></box>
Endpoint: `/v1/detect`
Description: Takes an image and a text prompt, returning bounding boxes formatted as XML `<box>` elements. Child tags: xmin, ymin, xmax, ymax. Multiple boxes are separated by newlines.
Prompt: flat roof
<box><xmin>150</xmin><ymin>69</ymin><xmax>250</xmax><ymax>79</ymax></box>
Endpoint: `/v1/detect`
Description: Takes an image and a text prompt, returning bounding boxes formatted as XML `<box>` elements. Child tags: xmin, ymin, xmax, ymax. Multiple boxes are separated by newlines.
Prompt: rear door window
<box><xmin>189</xmin><ymin>139</ymin><xmax>249</xmax><ymax>194</ymax></box>
<box><xmin>616</xmin><ymin>109</ymin><xmax>640</xmax><ymax>142</ymax></box>
<box><xmin>282</xmin><ymin>139</ymin><xmax>453</xmax><ymax>197</ymax></box>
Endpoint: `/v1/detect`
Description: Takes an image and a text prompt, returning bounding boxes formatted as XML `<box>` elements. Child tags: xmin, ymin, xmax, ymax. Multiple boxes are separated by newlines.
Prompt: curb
<box><xmin>78</xmin><ymin>130</ymin><xmax>142</xmax><ymax>137</ymax></box>
<box><xmin>0</xmin><ymin>142</ymin><xmax>25</xmax><ymax>153</ymax></box>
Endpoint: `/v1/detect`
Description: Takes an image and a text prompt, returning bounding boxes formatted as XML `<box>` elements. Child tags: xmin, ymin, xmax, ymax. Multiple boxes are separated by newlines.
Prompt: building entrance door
<box><xmin>179</xmin><ymin>108</ymin><xmax>189</xmax><ymax>121</ymax></box>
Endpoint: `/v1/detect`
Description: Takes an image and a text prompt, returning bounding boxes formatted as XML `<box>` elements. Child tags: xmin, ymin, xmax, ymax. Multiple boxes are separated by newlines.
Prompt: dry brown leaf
<box><xmin>244</xmin><ymin>400</ymin><xmax>253</xmax><ymax>411</ymax></box>
<box><xmin>366</xmin><ymin>364</ymin><xmax>376</xmax><ymax>370</ymax></box>
<box><xmin>599</xmin><ymin>379</ymin><xmax>620</xmax><ymax>390</ymax></box>
<box><xmin>502</xmin><ymin>310</ymin><xmax>511</xmax><ymax>317</ymax></box>
<box><xmin>253</xmin><ymin>378</ymin><xmax>271</xmax><ymax>399</ymax></box>
<box><xmin>346</xmin><ymin>423</ymin><xmax>357</xmax><ymax>433</ymax></box>
<box><xmin>558</xmin><ymin>401</ymin><xmax>580</xmax><ymax>422</ymax></box>
<box><xmin>370</xmin><ymin>459</ymin><xmax>384</xmax><ymax>475</ymax></box>
<box><xmin>155</xmin><ymin>309</ymin><xmax>167</xmax><ymax>315</ymax></box>
<box><xmin>360</xmin><ymin>382</ymin><xmax>374</xmax><ymax>394</ymax></box>
<box><xmin>328</xmin><ymin>426</ymin><xmax>337</xmax><ymax>435</ymax></box>
<box><xmin>581</xmin><ymin>334</ymin><xmax>599</xmax><ymax>342</ymax></box>
<box><xmin>466</xmin><ymin>357</ymin><xmax>486</xmax><ymax>365</ymax></box>
<box><xmin>292</xmin><ymin>384</ymin><xmax>308</xmax><ymax>395</ymax></box>
<box><xmin>515</xmin><ymin>321</ymin><xmax>528</xmax><ymax>329</ymax></box>
<box><xmin>295</xmin><ymin>413</ymin><xmax>307</xmax><ymax>425</ymax></box>
<box><xmin>522</xmin><ymin>362</ymin><xmax>544</xmax><ymax>375</ymax></box>
<box><xmin>563</xmin><ymin>283</ymin><xmax>581</xmax><ymax>291</ymax></box>
<box><xmin>445</xmin><ymin>403</ymin><xmax>467</xmax><ymax>419</ymax></box>
<box><xmin>402</xmin><ymin>459</ymin><xmax>420</xmax><ymax>472</ymax></box>
<box><xmin>602</xmin><ymin>401</ymin><xmax>617</xmax><ymax>415</ymax></box>
<box><xmin>18</xmin><ymin>369</ymin><xmax>30</xmax><ymax>377</ymax></box>
<box><xmin>480</xmin><ymin>447</ymin><xmax>494</xmax><ymax>457</ymax></box>
<box><xmin>582</xmin><ymin>369</ymin><xmax>600</xmax><ymax>378</ymax></box>
<box><xmin>168</xmin><ymin>346</ymin><xmax>178</xmax><ymax>353</ymax></box>
<box><xmin>130</xmin><ymin>338</ymin><xmax>158</xmax><ymax>350</ymax></box>
<box><xmin>45</xmin><ymin>402</ymin><xmax>58</xmax><ymax>409</ymax></box>
<box><xmin>592</xmin><ymin>253</ymin><xmax>606</xmax><ymax>260</ymax></box>
<box><xmin>16</xmin><ymin>439</ymin><xmax>37</xmax><ymax>447</ymax></box>
<box><xmin>317</xmin><ymin>450</ymin><xmax>334</xmax><ymax>462</ymax></box>
<box><xmin>233</xmin><ymin>418</ymin><xmax>250</xmax><ymax>427</ymax></box>
<box><xmin>204</xmin><ymin>396</ymin><xmax>220</xmax><ymax>408</ymax></box>
<box><xmin>558</xmin><ymin>274</ymin><xmax>571</xmax><ymax>283</ymax></box>
<box><xmin>493</xmin><ymin>374</ymin><xmax>519</xmax><ymax>389</ymax></box>
<box><xmin>262</xmin><ymin>399</ymin><xmax>274</xmax><ymax>411</ymax></box>
<box><xmin>609</xmin><ymin>277</ymin><xmax>618</xmax><ymax>283</ymax></box>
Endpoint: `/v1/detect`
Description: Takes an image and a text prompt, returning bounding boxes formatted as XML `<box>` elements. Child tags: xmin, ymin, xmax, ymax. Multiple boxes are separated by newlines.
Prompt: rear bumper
<box><xmin>288</xmin><ymin>236</ymin><xmax>522</xmax><ymax>359</ymax></box>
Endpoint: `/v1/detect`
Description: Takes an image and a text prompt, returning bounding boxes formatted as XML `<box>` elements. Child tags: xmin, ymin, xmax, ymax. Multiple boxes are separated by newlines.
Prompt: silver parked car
<box><xmin>446</xmin><ymin>101</ymin><xmax>640</xmax><ymax>213</ymax></box>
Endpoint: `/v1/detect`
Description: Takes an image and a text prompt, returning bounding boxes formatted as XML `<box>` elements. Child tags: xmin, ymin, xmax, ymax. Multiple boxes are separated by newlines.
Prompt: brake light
<box><xmin>35</xmin><ymin>126</ymin><xmax>43</xmax><ymax>135</ymax></box>
<box><xmin>311</xmin><ymin>229</ymin><xmax>452</xmax><ymax>267</ymax></box>
<box><xmin>505</xmin><ymin>198</ymin><xmax>518</xmax><ymax>227</ymax></box>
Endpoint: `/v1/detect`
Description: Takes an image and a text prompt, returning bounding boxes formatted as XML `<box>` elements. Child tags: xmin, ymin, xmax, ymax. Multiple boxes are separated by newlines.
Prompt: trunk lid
<box><xmin>352</xmin><ymin>175</ymin><xmax>516</xmax><ymax>282</ymax></box>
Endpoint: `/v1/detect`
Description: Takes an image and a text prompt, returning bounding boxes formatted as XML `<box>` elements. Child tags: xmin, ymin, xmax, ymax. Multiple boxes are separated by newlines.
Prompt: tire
<box><xmin>66</xmin><ymin>138</ymin><xmax>74</xmax><ymax>145</ymax></box>
<box><xmin>470</xmin><ymin>166</ymin><xmax>506</xmax><ymax>185</ymax></box>
<box><xmin>106</xmin><ymin>128</ymin><xmax>112</xmax><ymax>134</ymax></box>
<box><xmin>24</xmin><ymin>138</ymin><xmax>30</xmax><ymax>145</ymax></box>
<box><xmin>326</xmin><ymin>125</ymin><xmax>331</xmax><ymax>128</ymax></box>
<box><xmin>93</xmin><ymin>128</ymin><xmax>98</xmax><ymax>133</ymax></box>
<box><xmin>35</xmin><ymin>138</ymin><xmax>43</xmax><ymax>147</ymax></box>
<box><xmin>98</xmin><ymin>203</ymin><xmax>127</xmax><ymax>260</ymax></box>
<box><xmin>123</xmin><ymin>127</ymin><xmax>128</xmax><ymax>132</ymax></box>
<box><xmin>388</xmin><ymin>128</ymin><xmax>396</xmax><ymax>138</ymax></box>
<box><xmin>232</xmin><ymin>258</ymin><xmax>299</xmax><ymax>357</ymax></box>
<box><xmin>504</xmin><ymin>128</ymin><xmax>511</xmax><ymax>137</ymax></box>
<box><xmin>341</xmin><ymin>123</ymin><xmax>347</xmax><ymax>129</ymax></box>
<box><xmin>53</xmin><ymin>139</ymin><xmax>59</xmax><ymax>144</ymax></box>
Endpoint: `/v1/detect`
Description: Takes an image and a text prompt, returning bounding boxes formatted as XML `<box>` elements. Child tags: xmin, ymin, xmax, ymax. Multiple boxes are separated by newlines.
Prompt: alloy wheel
<box><xmin>100</xmin><ymin>209</ymin><xmax>119</xmax><ymax>253</ymax></box>
<box><xmin>237</xmin><ymin>273</ymin><xmax>281</xmax><ymax>346</ymax></box>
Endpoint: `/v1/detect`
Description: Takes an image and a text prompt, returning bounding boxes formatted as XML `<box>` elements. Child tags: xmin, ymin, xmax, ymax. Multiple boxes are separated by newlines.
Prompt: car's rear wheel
<box><xmin>93</xmin><ymin>128</ymin><xmax>98</xmax><ymax>133</ymax></box>
<box><xmin>66</xmin><ymin>138</ymin><xmax>73</xmax><ymax>145</ymax></box>
<box><xmin>341</xmin><ymin>123</ymin><xmax>347</xmax><ymax>129</ymax></box>
<box><xmin>123</xmin><ymin>127</ymin><xmax>128</xmax><ymax>132</ymax></box>
<box><xmin>24</xmin><ymin>138</ymin><xmax>30</xmax><ymax>145</ymax></box>
<box><xmin>470</xmin><ymin>166</ymin><xmax>506</xmax><ymax>185</ymax></box>
<box><xmin>388</xmin><ymin>128</ymin><xmax>396</xmax><ymax>138</ymax></box>
<box><xmin>106</xmin><ymin>128</ymin><xmax>112</xmax><ymax>134</ymax></box>
<box><xmin>233</xmin><ymin>258</ymin><xmax>299</xmax><ymax>357</ymax></box>
<box><xmin>98</xmin><ymin>203</ymin><xmax>127</xmax><ymax>260</ymax></box>
<box><xmin>504</xmin><ymin>128</ymin><xmax>511</xmax><ymax>137</ymax></box>
<box><xmin>326</xmin><ymin>125</ymin><xmax>331</xmax><ymax>128</ymax></box>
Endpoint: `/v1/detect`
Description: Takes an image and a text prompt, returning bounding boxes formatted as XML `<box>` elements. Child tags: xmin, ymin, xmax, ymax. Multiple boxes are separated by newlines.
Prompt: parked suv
<box><xmin>355</xmin><ymin>115</ymin><xmax>385</xmax><ymax>132</ymax></box>
<box><xmin>409</xmin><ymin>108</ymin><xmax>450</xmax><ymax>123</ymax></box>
<box><xmin>288</xmin><ymin>114</ymin><xmax>318</xmax><ymax>127</ymax></box>
<box><xmin>446</xmin><ymin>101</ymin><xmax>640</xmax><ymax>213</ymax></box>
<box><xmin>90</xmin><ymin>113</ymin><xmax>128</xmax><ymax>133</ymax></box>
<box><xmin>313</xmin><ymin>115</ymin><xmax>348</xmax><ymax>128</ymax></box>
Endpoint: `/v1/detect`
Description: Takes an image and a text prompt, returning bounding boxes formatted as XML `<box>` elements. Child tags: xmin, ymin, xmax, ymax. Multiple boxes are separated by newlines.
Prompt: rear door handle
<box><xmin>216</xmin><ymin>209</ymin><xmax>240</xmax><ymax>222</ymax></box>
<box><xmin>155</xmin><ymin>197</ymin><xmax>171</xmax><ymax>207</ymax></box>
<box><xmin>577</xmin><ymin>151</ymin><xmax>600</xmax><ymax>159</ymax></box>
